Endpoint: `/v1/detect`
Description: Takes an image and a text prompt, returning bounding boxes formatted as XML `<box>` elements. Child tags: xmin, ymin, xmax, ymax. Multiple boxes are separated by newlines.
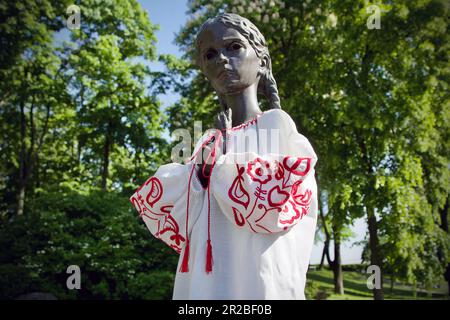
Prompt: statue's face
<box><xmin>197</xmin><ymin>22</ymin><xmax>262</xmax><ymax>95</ymax></box>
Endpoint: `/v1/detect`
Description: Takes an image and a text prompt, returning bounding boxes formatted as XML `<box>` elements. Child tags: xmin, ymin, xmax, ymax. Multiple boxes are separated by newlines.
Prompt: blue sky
<box><xmin>141</xmin><ymin>0</ymin><xmax>189</xmax><ymax>59</ymax></box>
<box><xmin>139</xmin><ymin>0</ymin><xmax>189</xmax><ymax>107</ymax></box>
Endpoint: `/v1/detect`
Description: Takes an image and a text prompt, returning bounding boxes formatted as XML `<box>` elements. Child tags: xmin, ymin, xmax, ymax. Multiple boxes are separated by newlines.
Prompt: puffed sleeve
<box><xmin>130</xmin><ymin>160</ymin><xmax>206</xmax><ymax>254</ymax></box>
<box><xmin>211</xmin><ymin>109</ymin><xmax>318</xmax><ymax>234</ymax></box>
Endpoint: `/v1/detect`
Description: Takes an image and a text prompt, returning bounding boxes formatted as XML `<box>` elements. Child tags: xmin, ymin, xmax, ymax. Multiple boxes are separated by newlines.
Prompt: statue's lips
<box><xmin>218</xmin><ymin>69</ymin><xmax>233</xmax><ymax>80</ymax></box>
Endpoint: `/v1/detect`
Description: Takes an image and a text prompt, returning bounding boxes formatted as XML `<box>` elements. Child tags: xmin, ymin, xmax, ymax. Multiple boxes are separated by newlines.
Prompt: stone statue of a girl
<box><xmin>130</xmin><ymin>13</ymin><xmax>318</xmax><ymax>299</ymax></box>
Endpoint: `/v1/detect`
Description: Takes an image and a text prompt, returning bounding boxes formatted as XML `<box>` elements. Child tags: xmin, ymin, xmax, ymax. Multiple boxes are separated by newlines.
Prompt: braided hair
<box><xmin>194</xmin><ymin>13</ymin><xmax>281</xmax><ymax>111</ymax></box>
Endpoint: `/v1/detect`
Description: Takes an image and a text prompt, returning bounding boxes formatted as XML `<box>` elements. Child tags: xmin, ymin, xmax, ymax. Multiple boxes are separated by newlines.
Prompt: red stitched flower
<box><xmin>291</xmin><ymin>181</ymin><xmax>312</xmax><ymax>206</ymax></box>
<box><xmin>247</xmin><ymin>158</ymin><xmax>272</xmax><ymax>184</ymax></box>
<box><xmin>283</xmin><ymin>156</ymin><xmax>311</xmax><ymax>176</ymax></box>
<box><xmin>274</xmin><ymin>160</ymin><xmax>284</xmax><ymax>180</ymax></box>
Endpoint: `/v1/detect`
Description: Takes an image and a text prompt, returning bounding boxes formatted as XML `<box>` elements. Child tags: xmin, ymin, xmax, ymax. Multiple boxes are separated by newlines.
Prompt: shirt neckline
<box><xmin>227</xmin><ymin>110</ymin><xmax>267</xmax><ymax>131</ymax></box>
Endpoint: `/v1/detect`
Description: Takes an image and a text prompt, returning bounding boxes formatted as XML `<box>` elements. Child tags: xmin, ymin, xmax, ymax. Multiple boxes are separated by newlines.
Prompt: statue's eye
<box><xmin>229</xmin><ymin>42</ymin><xmax>242</xmax><ymax>51</ymax></box>
<box><xmin>205</xmin><ymin>49</ymin><xmax>217</xmax><ymax>60</ymax></box>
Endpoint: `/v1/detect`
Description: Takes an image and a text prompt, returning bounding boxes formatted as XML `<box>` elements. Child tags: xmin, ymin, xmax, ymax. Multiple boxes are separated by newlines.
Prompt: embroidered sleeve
<box><xmin>211</xmin><ymin>110</ymin><xmax>318</xmax><ymax>234</ymax></box>
<box><xmin>212</xmin><ymin>153</ymin><xmax>317</xmax><ymax>234</ymax></box>
<box><xmin>129</xmin><ymin>162</ymin><xmax>205</xmax><ymax>253</ymax></box>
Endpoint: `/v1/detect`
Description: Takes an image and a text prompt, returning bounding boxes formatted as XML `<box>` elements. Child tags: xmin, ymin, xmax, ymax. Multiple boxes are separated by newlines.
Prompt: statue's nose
<box><xmin>216</xmin><ymin>51</ymin><xmax>229</xmax><ymax>65</ymax></box>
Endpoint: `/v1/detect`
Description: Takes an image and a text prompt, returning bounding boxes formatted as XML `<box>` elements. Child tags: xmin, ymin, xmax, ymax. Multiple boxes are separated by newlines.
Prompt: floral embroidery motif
<box><xmin>247</xmin><ymin>158</ymin><xmax>273</xmax><ymax>184</ymax></box>
<box><xmin>130</xmin><ymin>176</ymin><xmax>185</xmax><ymax>253</ymax></box>
<box><xmin>159</xmin><ymin>214</ymin><xmax>185</xmax><ymax>250</ymax></box>
<box><xmin>228</xmin><ymin>165</ymin><xmax>250</xmax><ymax>209</ymax></box>
<box><xmin>283</xmin><ymin>156</ymin><xmax>311</xmax><ymax>176</ymax></box>
<box><xmin>227</xmin><ymin>156</ymin><xmax>313</xmax><ymax>233</ymax></box>
<box><xmin>232</xmin><ymin>207</ymin><xmax>246</xmax><ymax>226</ymax></box>
<box><xmin>145</xmin><ymin>177</ymin><xmax>162</xmax><ymax>207</ymax></box>
<box><xmin>268</xmin><ymin>185</ymin><xmax>290</xmax><ymax>207</ymax></box>
<box><xmin>292</xmin><ymin>181</ymin><xmax>312</xmax><ymax>206</ymax></box>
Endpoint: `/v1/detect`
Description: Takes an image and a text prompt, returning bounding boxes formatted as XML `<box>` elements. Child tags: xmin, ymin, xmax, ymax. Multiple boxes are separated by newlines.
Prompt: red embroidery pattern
<box><xmin>283</xmin><ymin>156</ymin><xmax>311</xmax><ymax>176</ymax></box>
<box><xmin>247</xmin><ymin>158</ymin><xmax>273</xmax><ymax>184</ymax></box>
<box><xmin>226</xmin><ymin>113</ymin><xmax>261</xmax><ymax>131</ymax></box>
<box><xmin>145</xmin><ymin>177</ymin><xmax>162</xmax><ymax>207</ymax></box>
<box><xmin>228</xmin><ymin>165</ymin><xmax>250</xmax><ymax>209</ymax></box>
<box><xmin>130</xmin><ymin>176</ymin><xmax>185</xmax><ymax>254</ymax></box>
<box><xmin>232</xmin><ymin>207</ymin><xmax>246</xmax><ymax>226</ymax></box>
<box><xmin>268</xmin><ymin>185</ymin><xmax>290</xmax><ymax>207</ymax></box>
<box><xmin>227</xmin><ymin>156</ymin><xmax>313</xmax><ymax>233</ymax></box>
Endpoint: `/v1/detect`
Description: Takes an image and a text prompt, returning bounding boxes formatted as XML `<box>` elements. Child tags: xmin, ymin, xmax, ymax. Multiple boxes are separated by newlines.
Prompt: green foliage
<box><xmin>127</xmin><ymin>272</ymin><xmax>175</xmax><ymax>300</ymax></box>
<box><xmin>63</xmin><ymin>0</ymin><xmax>166</xmax><ymax>193</ymax></box>
<box><xmin>0</xmin><ymin>189</ymin><xmax>178</xmax><ymax>299</ymax></box>
<box><xmin>0</xmin><ymin>0</ymin><xmax>168</xmax><ymax>212</ymax></box>
<box><xmin>0</xmin><ymin>0</ymin><xmax>176</xmax><ymax>299</ymax></box>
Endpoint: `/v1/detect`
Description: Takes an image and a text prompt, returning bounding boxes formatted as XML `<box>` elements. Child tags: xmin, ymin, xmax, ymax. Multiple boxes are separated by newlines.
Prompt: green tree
<box><xmin>1</xmin><ymin>0</ymin><xmax>183</xmax><ymax>299</ymax></box>
<box><xmin>1</xmin><ymin>0</ymin><xmax>168</xmax><ymax>216</ymax></box>
<box><xmin>0</xmin><ymin>1</ymin><xmax>71</xmax><ymax>216</ymax></box>
<box><xmin>65</xmin><ymin>0</ymin><xmax>165</xmax><ymax>193</ymax></box>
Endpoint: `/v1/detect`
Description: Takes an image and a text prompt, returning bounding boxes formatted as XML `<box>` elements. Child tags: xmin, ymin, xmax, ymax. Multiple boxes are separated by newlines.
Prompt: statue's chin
<box><xmin>216</xmin><ymin>82</ymin><xmax>254</xmax><ymax>95</ymax></box>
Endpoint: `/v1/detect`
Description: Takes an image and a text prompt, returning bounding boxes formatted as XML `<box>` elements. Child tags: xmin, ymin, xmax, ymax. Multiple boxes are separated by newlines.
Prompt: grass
<box><xmin>305</xmin><ymin>267</ymin><xmax>449</xmax><ymax>300</ymax></box>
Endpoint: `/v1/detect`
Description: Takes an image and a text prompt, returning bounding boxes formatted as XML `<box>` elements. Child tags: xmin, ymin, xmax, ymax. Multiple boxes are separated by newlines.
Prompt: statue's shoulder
<box><xmin>262</xmin><ymin>108</ymin><xmax>295</xmax><ymax>128</ymax></box>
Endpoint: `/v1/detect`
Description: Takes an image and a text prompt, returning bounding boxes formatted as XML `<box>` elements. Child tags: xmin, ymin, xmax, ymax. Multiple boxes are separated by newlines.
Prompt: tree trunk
<box><xmin>324</xmin><ymin>228</ymin><xmax>344</xmax><ymax>295</ymax></box>
<box><xmin>34</xmin><ymin>154</ymin><xmax>40</xmax><ymax>190</ymax></box>
<box><xmin>101</xmin><ymin>137</ymin><xmax>110</xmax><ymax>192</ymax></box>
<box><xmin>439</xmin><ymin>196</ymin><xmax>449</xmax><ymax>232</ymax></box>
<box><xmin>17</xmin><ymin>102</ymin><xmax>27</xmax><ymax>215</ymax></box>
<box><xmin>319</xmin><ymin>203</ymin><xmax>331</xmax><ymax>271</ymax></box>
<box><xmin>320</xmin><ymin>203</ymin><xmax>344</xmax><ymax>294</ymax></box>
<box><xmin>332</xmin><ymin>237</ymin><xmax>344</xmax><ymax>295</ymax></box>
<box><xmin>367</xmin><ymin>207</ymin><xmax>384</xmax><ymax>300</ymax></box>
<box><xmin>16</xmin><ymin>91</ymin><xmax>50</xmax><ymax>215</ymax></box>
<box><xmin>390</xmin><ymin>274</ymin><xmax>394</xmax><ymax>294</ymax></box>
<box><xmin>318</xmin><ymin>238</ymin><xmax>329</xmax><ymax>270</ymax></box>
<box><xmin>101</xmin><ymin>122</ymin><xmax>112</xmax><ymax>192</ymax></box>
<box><xmin>17</xmin><ymin>184</ymin><xmax>26</xmax><ymax>216</ymax></box>
<box><xmin>318</xmin><ymin>202</ymin><xmax>329</xmax><ymax>270</ymax></box>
